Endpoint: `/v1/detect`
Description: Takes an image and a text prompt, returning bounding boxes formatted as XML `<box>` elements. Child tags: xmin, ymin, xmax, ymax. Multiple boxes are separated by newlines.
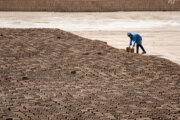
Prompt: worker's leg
<box><xmin>139</xmin><ymin>44</ymin><xmax>146</xmax><ymax>53</ymax></box>
<box><xmin>136</xmin><ymin>44</ymin><xmax>140</xmax><ymax>54</ymax></box>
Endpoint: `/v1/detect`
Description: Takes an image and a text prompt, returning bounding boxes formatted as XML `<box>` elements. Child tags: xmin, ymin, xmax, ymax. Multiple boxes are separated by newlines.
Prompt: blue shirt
<box><xmin>129</xmin><ymin>33</ymin><xmax>142</xmax><ymax>47</ymax></box>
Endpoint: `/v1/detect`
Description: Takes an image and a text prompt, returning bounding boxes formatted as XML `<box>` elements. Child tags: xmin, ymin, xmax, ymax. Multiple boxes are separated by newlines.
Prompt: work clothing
<box><xmin>128</xmin><ymin>33</ymin><xmax>146</xmax><ymax>54</ymax></box>
<box><xmin>129</xmin><ymin>33</ymin><xmax>142</xmax><ymax>47</ymax></box>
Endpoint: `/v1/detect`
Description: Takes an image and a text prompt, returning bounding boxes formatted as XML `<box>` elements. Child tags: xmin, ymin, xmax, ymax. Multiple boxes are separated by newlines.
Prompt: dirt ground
<box><xmin>0</xmin><ymin>28</ymin><xmax>179</xmax><ymax>120</ymax></box>
<box><xmin>0</xmin><ymin>12</ymin><xmax>180</xmax><ymax>64</ymax></box>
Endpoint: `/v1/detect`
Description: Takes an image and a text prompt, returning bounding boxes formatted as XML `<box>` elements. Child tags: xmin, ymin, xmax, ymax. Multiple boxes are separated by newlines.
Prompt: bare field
<box><xmin>0</xmin><ymin>28</ymin><xmax>180</xmax><ymax>120</ymax></box>
<box><xmin>0</xmin><ymin>12</ymin><xmax>180</xmax><ymax>64</ymax></box>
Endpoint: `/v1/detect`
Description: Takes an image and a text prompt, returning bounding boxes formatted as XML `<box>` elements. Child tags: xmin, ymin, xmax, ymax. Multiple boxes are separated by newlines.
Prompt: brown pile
<box><xmin>0</xmin><ymin>28</ymin><xmax>179</xmax><ymax>120</ymax></box>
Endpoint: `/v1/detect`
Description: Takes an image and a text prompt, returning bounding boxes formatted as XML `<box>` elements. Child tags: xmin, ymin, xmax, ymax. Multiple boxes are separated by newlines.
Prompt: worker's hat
<box><xmin>127</xmin><ymin>32</ymin><xmax>132</xmax><ymax>36</ymax></box>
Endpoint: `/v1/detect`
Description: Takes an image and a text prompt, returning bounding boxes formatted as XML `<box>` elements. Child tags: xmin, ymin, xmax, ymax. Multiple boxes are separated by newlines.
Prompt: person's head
<box><xmin>127</xmin><ymin>32</ymin><xmax>132</xmax><ymax>38</ymax></box>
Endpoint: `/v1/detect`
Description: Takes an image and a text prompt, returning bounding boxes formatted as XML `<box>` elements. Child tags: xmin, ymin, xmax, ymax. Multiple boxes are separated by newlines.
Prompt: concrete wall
<box><xmin>0</xmin><ymin>0</ymin><xmax>179</xmax><ymax>11</ymax></box>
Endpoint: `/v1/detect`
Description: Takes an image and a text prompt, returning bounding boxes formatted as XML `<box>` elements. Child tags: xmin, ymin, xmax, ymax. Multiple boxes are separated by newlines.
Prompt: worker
<box><xmin>127</xmin><ymin>32</ymin><xmax>146</xmax><ymax>54</ymax></box>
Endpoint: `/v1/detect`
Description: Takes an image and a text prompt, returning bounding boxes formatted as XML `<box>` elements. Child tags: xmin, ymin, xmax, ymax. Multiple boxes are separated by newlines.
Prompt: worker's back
<box><xmin>131</xmin><ymin>33</ymin><xmax>142</xmax><ymax>44</ymax></box>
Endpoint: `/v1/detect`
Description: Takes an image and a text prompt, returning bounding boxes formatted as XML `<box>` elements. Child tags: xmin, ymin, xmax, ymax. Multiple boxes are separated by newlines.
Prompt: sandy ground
<box><xmin>0</xmin><ymin>28</ymin><xmax>180</xmax><ymax>120</ymax></box>
<box><xmin>0</xmin><ymin>12</ymin><xmax>180</xmax><ymax>64</ymax></box>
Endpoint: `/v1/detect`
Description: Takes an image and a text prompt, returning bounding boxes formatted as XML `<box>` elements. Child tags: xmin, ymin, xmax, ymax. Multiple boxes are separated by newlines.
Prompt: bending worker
<box><xmin>127</xmin><ymin>32</ymin><xmax>146</xmax><ymax>54</ymax></box>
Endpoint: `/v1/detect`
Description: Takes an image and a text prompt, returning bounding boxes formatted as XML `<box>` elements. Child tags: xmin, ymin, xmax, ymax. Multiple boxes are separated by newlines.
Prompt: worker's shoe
<box><xmin>142</xmin><ymin>51</ymin><xmax>146</xmax><ymax>54</ymax></box>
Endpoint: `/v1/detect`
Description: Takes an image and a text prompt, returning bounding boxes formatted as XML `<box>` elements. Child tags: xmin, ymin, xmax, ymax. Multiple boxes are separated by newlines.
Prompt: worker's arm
<box><xmin>133</xmin><ymin>38</ymin><xmax>137</xmax><ymax>47</ymax></box>
<box><xmin>129</xmin><ymin>39</ymin><xmax>132</xmax><ymax>47</ymax></box>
